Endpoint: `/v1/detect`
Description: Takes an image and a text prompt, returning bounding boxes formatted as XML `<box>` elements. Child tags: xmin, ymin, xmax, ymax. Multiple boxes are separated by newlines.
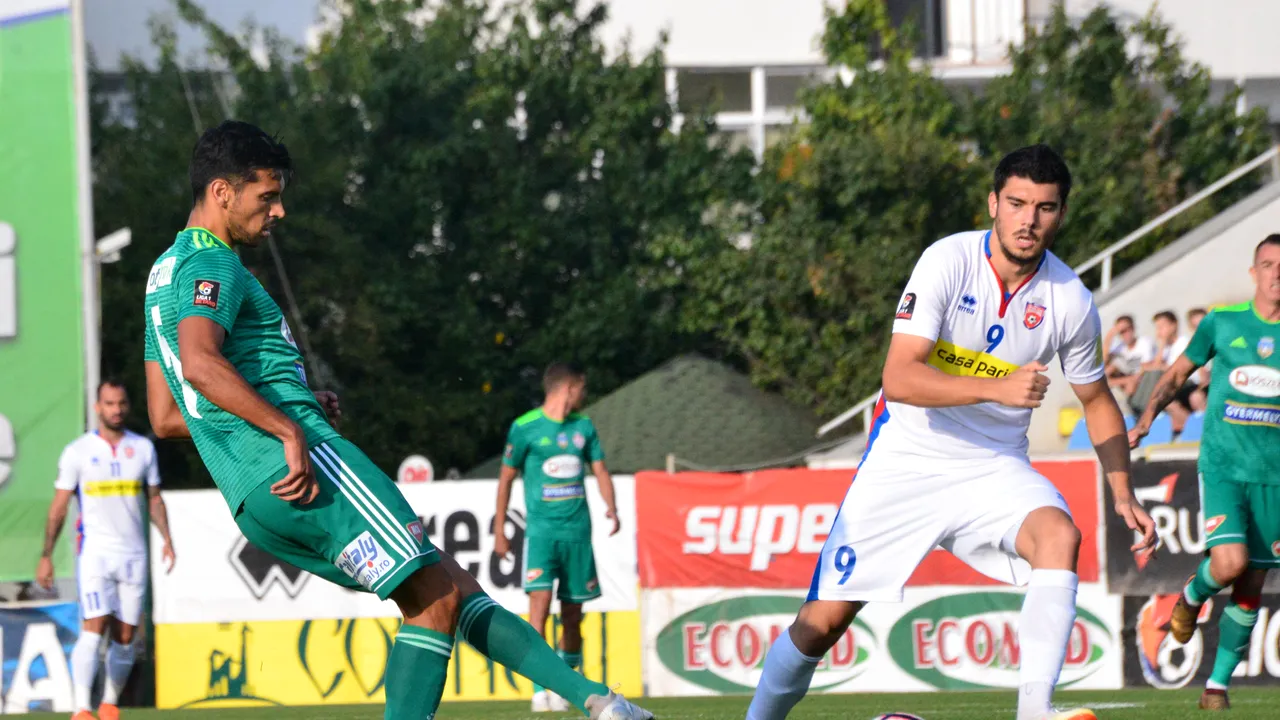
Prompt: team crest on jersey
<box><xmin>1259</xmin><ymin>337</ymin><xmax>1274</xmax><ymax>359</ymax></box>
<box><xmin>1023</xmin><ymin>302</ymin><xmax>1046</xmax><ymax>330</ymax></box>
<box><xmin>124</xmin><ymin>446</ymin><xmax>135</xmax><ymax>459</ymax></box>
<box><xmin>572</xmin><ymin>432</ymin><xmax>586</xmax><ymax>449</ymax></box>
<box><xmin>895</xmin><ymin>292</ymin><xmax>917</xmax><ymax>320</ymax></box>
<box><xmin>193</xmin><ymin>279</ymin><xmax>220</xmax><ymax>309</ymax></box>
<box><xmin>557</xmin><ymin>432</ymin><xmax>569</xmax><ymax>449</ymax></box>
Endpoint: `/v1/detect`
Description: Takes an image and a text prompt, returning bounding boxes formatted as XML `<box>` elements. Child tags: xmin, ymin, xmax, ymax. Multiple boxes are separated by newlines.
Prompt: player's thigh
<box><xmin>553</xmin><ymin>539</ymin><xmax>600</xmax><ymax>604</ymax></box>
<box><xmin>523</xmin><ymin>535</ymin><xmax>559</xmax><ymax>594</ymax></box>
<box><xmin>111</xmin><ymin>554</ymin><xmax>148</xmax><ymax>627</ymax></box>
<box><xmin>944</xmin><ymin>457</ymin><xmax>1072</xmax><ymax>586</ymax></box>
<box><xmin>239</xmin><ymin>438</ymin><xmax>439</xmax><ymax>601</ymax></box>
<box><xmin>1201</xmin><ymin>471</ymin><xmax>1249</xmax><ymax>552</ymax></box>
<box><xmin>1243</xmin><ymin>482</ymin><xmax>1280</xmax><ymax>571</ymax></box>
<box><xmin>77</xmin><ymin>552</ymin><xmax>113</xmax><ymax>621</ymax></box>
<box><xmin>807</xmin><ymin>461</ymin><xmax>952</xmax><ymax>603</ymax></box>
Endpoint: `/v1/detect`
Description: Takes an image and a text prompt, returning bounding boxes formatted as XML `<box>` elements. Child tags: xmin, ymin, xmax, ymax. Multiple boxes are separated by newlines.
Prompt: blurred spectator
<box><xmin>1105</xmin><ymin>314</ymin><xmax>1155</xmax><ymax>398</ymax></box>
<box><xmin>1142</xmin><ymin>310</ymin><xmax>1191</xmax><ymax>429</ymax></box>
<box><xmin>1183</xmin><ymin>307</ymin><xmax>1209</xmax><ymax>412</ymax></box>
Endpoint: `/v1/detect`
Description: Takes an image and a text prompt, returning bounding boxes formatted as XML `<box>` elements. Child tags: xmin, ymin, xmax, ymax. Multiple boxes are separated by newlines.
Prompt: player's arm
<box><xmin>144</xmin><ymin>449</ymin><xmax>176</xmax><ymax>571</ymax></box>
<box><xmin>35</xmin><ymin>489</ymin><xmax>74</xmax><ymax>590</ymax></box>
<box><xmin>145</xmin><ymin>361</ymin><xmax>191</xmax><ymax>439</ymax></box>
<box><xmin>1129</xmin><ymin>355</ymin><xmax>1200</xmax><ymax>444</ymax></box>
<box><xmin>494</xmin><ymin>429</ymin><xmax>527</xmax><ymax>557</ymax></box>
<box><xmin>592</xmin><ymin>461</ymin><xmax>620</xmax><ymax>536</ymax></box>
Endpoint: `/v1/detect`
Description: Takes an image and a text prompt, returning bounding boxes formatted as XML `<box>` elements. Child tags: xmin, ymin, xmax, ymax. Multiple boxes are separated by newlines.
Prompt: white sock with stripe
<box><xmin>70</xmin><ymin>630</ymin><xmax>102</xmax><ymax>711</ymax></box>
<box><xmin>1017</xmin><ymin>569</ymin><xmax>1079</xmax><ymax>720</ymax></box>
<box><xmin>746</xmin><ymin>627</ymin><xmax>821</xmax><ymax>720</ymax></box>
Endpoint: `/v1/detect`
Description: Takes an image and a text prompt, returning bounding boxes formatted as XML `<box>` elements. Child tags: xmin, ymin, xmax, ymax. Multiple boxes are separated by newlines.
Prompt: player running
<box><xmin>747</xmin><ymin>144</ymin><xmax>1157</xmax><ymax>720</ymax></box>
<box><xmin>35</xmin><ymin>380</ymin><xmax>176</xmax><ymax>720</ymax></box>
<box><xmin>1129</xmin><ymin>234</ymin><xmax>1280</xmax><ymax>711</ymax></box>
<box><xmin>494</xmin><ymin>363</ymin><xmax>621</xmax><ymax>713</ymax></box>
<box><xmin>142</xmin><ymin>120</ymin><xmax>650</xmax><ymax>720</ymax></box>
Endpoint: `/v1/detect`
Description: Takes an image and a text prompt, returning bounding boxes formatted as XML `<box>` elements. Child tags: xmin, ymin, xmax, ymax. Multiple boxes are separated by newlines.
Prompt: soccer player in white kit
<box><xmin>747</xmin><ymin>145</ymin><xmax>1157</xmax><ymax>720</ymax></box>
<box><xmin>34</xmin><ymin>380</ymin><xmax>176</xmax><ymax>720</ymax></box>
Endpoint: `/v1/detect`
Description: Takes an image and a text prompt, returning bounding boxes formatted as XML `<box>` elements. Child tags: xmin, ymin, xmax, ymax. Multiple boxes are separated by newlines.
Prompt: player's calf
<box><xmin>746</xmin><ymin>601</ymin><xmax>861</xmax><ymax>720</ymax></box>
<box><xmin>384</xmin><ymin>562</ymin><xmax>466</xmax><ymax>719</ymax></box>
<box><xmin>791</xmin><ymin>599</ymin><xmax>862</xmax><ymax>656</ymax></box>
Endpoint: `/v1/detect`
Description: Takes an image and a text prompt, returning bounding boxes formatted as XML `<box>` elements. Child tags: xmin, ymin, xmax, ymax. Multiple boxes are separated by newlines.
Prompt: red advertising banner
<box><xmin>636</xmin><ymin>460</ymin><xmax>1099</xmax><ymax>589</ymax></box>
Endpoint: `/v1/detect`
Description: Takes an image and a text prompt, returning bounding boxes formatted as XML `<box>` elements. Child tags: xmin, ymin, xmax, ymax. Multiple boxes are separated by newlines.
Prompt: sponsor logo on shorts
<box><xmin>406</xmin><ymin>520</ymin><xmax>425</xmax><ymax>545</ymax></box>
<box><xmin>1273</xmin><ymin>541</ymin><xmax>1280</xmax><ymax>557</ymax></box>
<box><xmin>586</xmin><ymin>579</ymin><xmax>598</xmax><ymax>592</ymax></box>
<box><xmin>193</xmin><ymin>279</ymin><xmax>220</xmax><ymax>309</ymax></box>
<box><xmin>1205</xmin><ymin>515</ymin><xmax>1226</xmax><ymax>535</ymax></box>
<box><xmin>1223</xmin><ymin>400</ymin><xmax>1280</xmax><ymax>427</ymax></box>
<box><xmin>1260</xmin><ymin>337</ymin><xmax>1275</xmax><ymax>360</ymax></box>
<box><xmin>890</xmin><ymin>591</ymin><xmax>1112</xmax><ymax>689</ymax></box>
<box><xmin>526</xmin><ymin>568</ymin><xmax>543</xmax><ymax>583</ymax></box>
<box><xmin>1023</xmin><ymin>302</ymin><xmax>1046</xmax><ymax>330</ymax></box>
<box><xmin>542</xmin><ymin>482</ymin><xmax>585</xmax><ymax>500</ymax></box>
<box><xmin>655</xmin><ymin>594</ymin><xmax>873</xmax><ymax>692</ymax></box>
<box><xmin>895</xmin><ymin>292</ymin><xmax>916</xmax><ymax>320</ymax></box>
<box><xmin>1228</xmin><ymin>365</ymin><xmax>1280</xmax><ymax>398</ymax></box>
<box><xmin>542</xmin><ymin>455</ymin><xmax>582</xmax><ymax>480</ymax></box>
<box><xmin>335</xmin><ymin>531</ymin><xmax>397</xmax><ymax>590</ymax></box>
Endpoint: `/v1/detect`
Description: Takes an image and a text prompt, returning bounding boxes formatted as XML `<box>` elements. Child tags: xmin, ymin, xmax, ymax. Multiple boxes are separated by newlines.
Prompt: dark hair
<box><xmin>1255</xmin><ymin>233</ymin><xmax>1280</xmax><ymax>262</ymax></box>
<box><xmin>543</xmin><ymin>362</ymin><xmax>585</xmax><ymax>393</ymax></box>
<box><xmin>97</xmin><ymin>378</ymin><xmax>127</xmax><ymax>400</ymax></box>
<box><xmin>993</xmin><ymin>144</ymin><xmax>1072</xmax><ymax>205</ymax></box>
<box><xmin>1152</xmin><ymin>310</ymin><xmax>1177</xmax><ymax>325</ymax></box>
<box><xmin>1116</xmin><ymin>314</ymin><xmax>1134</xmax><ymax>327</ymax></box>
<box><xmin>1188</xmin><ymin>307</ymin><xmax>1207</xmax><ymax>319</ymax></box>
<box><xmin>190</xmin><ymin>120</ymin><xmax>293</xmax><ymax>204</ymax></box>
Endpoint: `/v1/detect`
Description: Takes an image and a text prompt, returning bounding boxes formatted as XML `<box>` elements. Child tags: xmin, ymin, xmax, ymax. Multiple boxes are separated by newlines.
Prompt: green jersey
<box><xmin>502</xmin><ymin>409</ymin><xmax>605</xmax><ymax>540</ymax></box>
<box><xmin>143</xmin><ymin>228</ymin><xmax>338</xmax><ymax>512</ymax></box>
<box><xmin>1184</xmin><ymin>301</ymin><xmax>1280</xmax><ymax>485</ymax></box>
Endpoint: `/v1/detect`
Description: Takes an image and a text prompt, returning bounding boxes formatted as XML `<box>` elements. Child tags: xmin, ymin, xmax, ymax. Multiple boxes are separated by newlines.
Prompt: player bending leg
<box><xmin>747</xmin><ymin>144</ymin><xmax>1156</xmax><ymax>720</ymax></box>
<box><xmin>1130</xmin><ymin>234</ymin><xmax>1280</xmax><ymax>711</ymax></box>
<box><xmin>142</xmin><ymin>120</ymin><xmax>651</xmax><ymax>720</ymax></box>
<box><xmin>35</xmin><ymin>380</ymin><xmax>176</xmax><ymax>720</ymax></box>
<box><xmin>494</xmin><ymin>363</ymin><xmax>622</xmax><ymax>712</ymax></box>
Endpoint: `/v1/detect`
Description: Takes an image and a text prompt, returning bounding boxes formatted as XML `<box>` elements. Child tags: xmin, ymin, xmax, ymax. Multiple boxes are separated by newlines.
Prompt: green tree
<box><xmin>94</xmin><ymin>0</ymin><xmax>752</xmax><ymax>484</ymax></box>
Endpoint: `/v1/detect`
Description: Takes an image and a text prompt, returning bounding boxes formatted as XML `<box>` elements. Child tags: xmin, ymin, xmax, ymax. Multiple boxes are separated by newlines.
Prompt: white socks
<box><xmin>746</xmin><ymin>628</ymin><xmax>821</xmax><ymax>720</ymax></box>
<box><xmin>70</xmin><ymin>630</ymin><xmax>102</xmax><ymax>712</ymax></box>
<box><xmin>102</xmin><ymin>640</ymin><xmax>137</xmax><ymax>705</ymax></box>
<box><xmin>1016</xmin><ymin>569</ymin><xmax>1079</xmax><ymax>720</ymax></box>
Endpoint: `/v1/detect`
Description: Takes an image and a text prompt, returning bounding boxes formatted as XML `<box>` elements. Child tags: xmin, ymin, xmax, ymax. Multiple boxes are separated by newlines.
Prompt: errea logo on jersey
<box><xmin>1229</xmin><ymin>366</ymin><xmax>1280</xmax><ymax>398</ymax></box>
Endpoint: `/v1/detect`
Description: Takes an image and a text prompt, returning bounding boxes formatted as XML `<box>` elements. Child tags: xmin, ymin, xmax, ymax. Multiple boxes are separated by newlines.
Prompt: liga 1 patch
<box><xmin>896</xmin><ymin>292</ymin><xmax>917</xmax><ymax>320</ymax></box>
<box><xmin>193</xmin><ymin>279</ymin><xmax>221</xmax><ymax>309</ymax></box>
<box><xmin>335</xmin><ymin>531</ymin><xmax>397</xmax><ymax>590</ymax></box>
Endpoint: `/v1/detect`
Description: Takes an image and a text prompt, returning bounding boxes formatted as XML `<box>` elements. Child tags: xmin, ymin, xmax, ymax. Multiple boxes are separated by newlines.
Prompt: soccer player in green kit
<box><xmin>143</xmin><ymin>120</ymin><xmax>651</xmax><ymax>720</ymax></box>
<box><xmin>494</xmin><ymin>363</ymin><xmax>621</xmax><ymax>713</ymax></box>
<box><xmin>1130</xmin><ymin>234</ymin><xmax>1280</xmax><ymax>711</ymax></box>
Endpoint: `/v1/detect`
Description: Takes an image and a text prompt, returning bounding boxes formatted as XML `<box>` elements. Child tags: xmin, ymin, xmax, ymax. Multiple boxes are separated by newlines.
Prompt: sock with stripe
<box><xmin>1185</xmin><ymin>558</ymin><xmax>1226</xmax><ymax>605</ymax></box>
<box><xmin>70</xmin><ymin>630</ymin><xmax>102</xmax><ymax>712</ymax></box>
<box><xmin>456</xmin><ymin>592</ymin><xmax>608</xmax><ymax>711</ymax></box>
<box><xmin>1208</xmin><ymin>597</ymin><xmax>1259</xmax><ymax>689</ymax></box>
<box><xmin>101</xmin><ymin>639</ymin><xmax>137</xmax><ymax>705</ymax></box>
<box><xmin>385</xmin><ymin>625</ymin><xmax>453</xmax><ymax>720</ymax></box>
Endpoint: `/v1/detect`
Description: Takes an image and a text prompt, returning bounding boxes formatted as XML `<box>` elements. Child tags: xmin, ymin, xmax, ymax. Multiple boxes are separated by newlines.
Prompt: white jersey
<box><xmin>55</xmin><ymin>430</ymin><xmax>160</xmax><ymax>556</ymax></box>
<box><xmin>870</xmin><ymin>230</ymin><xmax>1104</xmax><ymax>461</ymax></box>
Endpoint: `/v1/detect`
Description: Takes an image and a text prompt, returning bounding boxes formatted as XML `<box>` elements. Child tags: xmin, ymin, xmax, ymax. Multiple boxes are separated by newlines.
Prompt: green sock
<box><xmin>1185</xmin><ymin>558</ymin><xmax>1225</xmax><ymax>605</ymax></box>
<box><xmin>559</xmin><ymin>648</ymin><xmax>583</xmax><ymax>672</ymax></box>
<box><xmin>456</xmin><ymin>592</ymin><xmax>607</xmax><ymax>711</ymax></box>
<box><xmin>385</xmin><ymin>625</ymin><xmax>453</xmax><ymax>720</ymax></box>
<box><xmin>1208</xmin><ymin>601</ymin><xmax>1258</xmax><ymax>688</ymax></box>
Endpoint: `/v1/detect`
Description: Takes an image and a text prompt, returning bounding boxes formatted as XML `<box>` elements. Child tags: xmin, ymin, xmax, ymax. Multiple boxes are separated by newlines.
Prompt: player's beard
<box><xmin>99</xmin><ymin>416</ymin><xmax>125</xmax><ymax>432</ymax></box>
<box><xmin>228</xmin><ymin>214</ymin><xmax>269</xmax><ymax>247</ymax></box>
<box><xmin>994</xmin><ymin>222</ymin><xmax>1050</xmax><ymax>268</ymax></box>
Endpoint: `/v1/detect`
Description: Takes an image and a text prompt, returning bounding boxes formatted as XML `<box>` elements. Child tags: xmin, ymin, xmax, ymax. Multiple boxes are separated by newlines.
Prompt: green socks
<box><xmin>1184</xmin><ymin>559</ymin><xmax>1225</xmax><ymax>605</ymax></box>
<box><xmin>456</xmin><ymin>592</ymin><xmax>607</xmax><ymax>711</ymax></box>
<box><xmin>560</xmin><ymin>649</ymin><xmax>583</xmax><ymax>671</ymax></box>
<box><xmin>385</xmin><ymin>625</ymin><xmax>453</xmax><ymax>719</ymax></box>
<box><xmin>1208</xmin><ymin>600</ymin><xmax>1259</xmax><ymax>689</ymax></box>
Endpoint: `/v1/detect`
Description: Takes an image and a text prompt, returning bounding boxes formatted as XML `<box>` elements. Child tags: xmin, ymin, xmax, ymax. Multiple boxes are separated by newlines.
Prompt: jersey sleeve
<box><xmin>144</xmin><ymin>319</ymin><xmax>159</xmax><ymax>362</ymax></box>
<box><xmin>891</xmin><ymin>241</ymin><xmax>958</xmax><ymax>342</ymax></box>
<box><xmin>586</xmin><ymin>422</ymin><xmax>606</xmax><ymax>463</ymax></box>
<box><xmin>143</xmin><ymin>440</ymin><xmax>162</xmax><ymax>488</ymax></box>
<box><xmin>502</xmin><ymin>423</ymin><xmax>529</xmax><ymax>469</ymax></box>
<box><xmin>1183</xmin><ymin>311</ymin><xmax>1217</xmax><ymax>367</ymax></box>
<box><xmin>1059</xmin><ymin>297</ymin><xmax>1106</xmax><ymax>385</ymax></box>
<box><xmin>175</xmin><ymin>250</ymin><xmax>247</xmax><ymax>332</ymax></box>
<box><xmin>54</xmin><ymin>445</ymin><xmax>79</xmax><ymax>491</ymax></box>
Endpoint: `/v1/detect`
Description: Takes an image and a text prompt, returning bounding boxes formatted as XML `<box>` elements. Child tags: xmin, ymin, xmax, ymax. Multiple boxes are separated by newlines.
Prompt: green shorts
<box><xmin>234</xmin><ymin>437</ymin><xmax>439</xmax><ymax>600</ymax></box>
<box><xmin>523</xmin><ymin>536</ymin><xmax>600</xmax><ymax>604</ymax></box>
<box><xmin>1201</xmin><ymin>472</ymin><xmax>1280</xmax><ymax>568</ymax></box>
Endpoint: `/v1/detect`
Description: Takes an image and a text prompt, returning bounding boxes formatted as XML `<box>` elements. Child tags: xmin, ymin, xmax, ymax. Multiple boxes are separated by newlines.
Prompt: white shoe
<box><xmin>532</xmin><ymin>690</ymin><xmax>552</xmax><ymax>713</ymax></box>
<box><xmin>548</xmin><ymin>691</ymin><xmax>572</xmax><ymax>712</ymax></box>
<box><xmin>585</xmin><ymin>690</ymin><xmax>654</xmax><ymax>720</ymax></box>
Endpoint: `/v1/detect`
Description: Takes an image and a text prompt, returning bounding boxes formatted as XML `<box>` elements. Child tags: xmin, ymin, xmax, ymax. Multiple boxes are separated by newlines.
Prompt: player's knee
<box><xmin>1021</xmin><ymin>509</ymin><xmax>1080</xmax><ymax>566</ymax></box>
<box><xmin>391</xmin><ymin>563</ymin><xmax>463</xmax><ymax>631</ymax></box>
<box><xmin>793</xmin><ymin>600</ymin><xmax>860</xmax><ymax>654</ymax></box>
<box><xmin>112</xmin><ymin>623</ymin><xmax>135</xmax><ymax>645</ymax></box>
<box><xmin>1211</xmin><ymin>549</ymin><xmax>1248</xmax><ymax>585</ymax></box>
<box><xmin>560</xmin><ymin>601</ymin><xmax>583</xmax><ymax>625</ymax></box>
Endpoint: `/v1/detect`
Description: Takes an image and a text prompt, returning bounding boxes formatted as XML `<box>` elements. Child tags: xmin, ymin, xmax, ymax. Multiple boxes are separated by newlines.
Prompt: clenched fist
<box><xmin>992</xmin><ymin>362</ymin><xmax>1051</xmax><ymax>408</ymax></box>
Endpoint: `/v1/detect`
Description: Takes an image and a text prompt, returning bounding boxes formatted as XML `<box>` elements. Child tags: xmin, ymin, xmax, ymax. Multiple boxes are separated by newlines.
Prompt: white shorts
<box><xmin>77</xmin><ymin>550</ymin><xmax>148</xmax><ymax>626</ymax></box>
<box><xmin>807</xmin><ymin>453</ymin><xmax>1070</xmax><ymax>603</ymax></box>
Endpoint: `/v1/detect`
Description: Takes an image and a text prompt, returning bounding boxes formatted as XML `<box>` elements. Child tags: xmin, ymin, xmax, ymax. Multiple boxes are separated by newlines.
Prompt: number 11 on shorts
<box><xmin>834</xmin><ymin>545</ymin><xmax>856</xmax><ymax>585</ymax></box>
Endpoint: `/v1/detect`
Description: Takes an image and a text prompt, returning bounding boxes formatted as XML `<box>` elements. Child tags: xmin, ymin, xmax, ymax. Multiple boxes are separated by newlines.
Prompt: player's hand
<box><xmin>314</xmin><ymin>391</ymin><xmax>341</xmax><ymax>428</ymax></box>
<box><xmin>605</xmin><ymin>507</ymin><xmax>621</xmax><ymax>536</ymax></box>
<box><xmin>494</xmin><ymin>533</ymin><xmax>511</xmax><ymax>559</ymax></box>
<box><xmin>35</xmin><ymin>557</ymin><xmax>54</xmax><ymax>591</ymax></box>
<box><xmin>1116</xmin><ymin>497</ymin><xmax>1158</xmax><ymax>553</ymax></box>
<box><xmin>1127</xmin><ymin>420</ymin><xmax>1150</xmax><ymax>449</ymax></box>
<box><xmin>161</xmin><ymin>543</ymin><xmax>176</xmax><ymax>573</ymax></box>
<box><xmin>273</xmin><ymin>426</ymin><xmax>318</xmax><ymax>504</ymax></box>
<box><xmin>993</xmin><ymin>362</ymin><xmax>1051</xmax><ymax>408</ymax></box>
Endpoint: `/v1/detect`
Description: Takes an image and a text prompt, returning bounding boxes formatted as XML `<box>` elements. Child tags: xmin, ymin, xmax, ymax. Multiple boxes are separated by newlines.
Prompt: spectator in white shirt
<box><xmin>1105</xmin><ymin>314</ymin><xmax>1155</xmax><ymax>397</ymax></box>
<box><xmin>1146</xmin><ymin>310</ymin><xmax>1191</xmax><ymax>430</ymax></box>
<box><xmin>1183</xmin><ymin>307</ymin><xmax>1209</xmax><ymax>412</ymax></box>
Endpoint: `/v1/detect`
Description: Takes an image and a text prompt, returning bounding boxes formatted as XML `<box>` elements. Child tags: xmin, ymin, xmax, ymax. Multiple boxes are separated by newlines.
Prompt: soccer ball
<box><xmin>872</xmin><ymin>714</ymin><xmax>926</xmax><ymax>720</ymax></box>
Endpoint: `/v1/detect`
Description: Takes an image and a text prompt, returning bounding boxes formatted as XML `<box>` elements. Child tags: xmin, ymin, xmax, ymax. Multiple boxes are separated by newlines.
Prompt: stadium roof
<box><xmin>464</xmin><ymin>354</ymin><xmax>823</xmax><ymax>477</ymax></box>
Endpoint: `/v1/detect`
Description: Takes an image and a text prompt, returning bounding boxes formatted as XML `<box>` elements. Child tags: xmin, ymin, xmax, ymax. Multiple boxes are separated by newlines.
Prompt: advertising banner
<box><xmin>1124</xmin><ymin>593</ymin><xmax>1280</xmax><ymax>689</ymax></box>
<box><xmin>154</xmin><ymin>610</ymin><xmax>641</xmax><ymax>709</ymax></box>
<box><xmin>0</xmin><ymin>602</ymin><xmax>78</xmax><ymax>714</ymax></box>
<box><xmin>150</xmin><ymin>476</ymin><xmax>638</xmax><ymax>623</ymax></box>
<box><xmin>641</xmin><ymin>585</ymin><xmax>1122</xmax><ymax>697</ymax></box>
<box><xmin>636</xmin><ymin>460</ymin><xmax>1099</xmax><ymax>589</ymax></box>
<box><xmin>0</xmin><ymin>0</ymin><xmax>88</xmax><ymax>581</ymax></box>
<box><xmin>1106</xmin><ymin>458</ymin><xmax>1280</xmax><ymax>595</ymax></box>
